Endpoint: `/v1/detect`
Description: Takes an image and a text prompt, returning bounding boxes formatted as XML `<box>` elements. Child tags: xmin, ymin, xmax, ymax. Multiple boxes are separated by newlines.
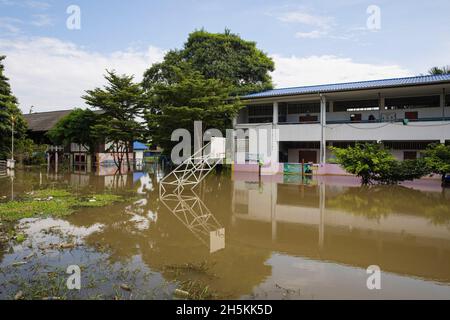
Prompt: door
<box><xmin>405</xmin><ymin>111</ymin><xmax>418</xmax><ymax>120</ymax></box>
<box><xmin>299</xmin><ymin>150</ymin><xmax>317</xmax><ymax>163</ymax></box>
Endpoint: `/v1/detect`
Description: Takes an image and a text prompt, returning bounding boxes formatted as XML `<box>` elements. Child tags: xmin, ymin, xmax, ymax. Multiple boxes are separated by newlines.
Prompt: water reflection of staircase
<box><xmin>160</xmin><ymin>191</ymin><xmax>225</xmax><ymax>253</ymax></box>
<box><xmin>159</xmin><ymin>138</ymin><xmax>226</xmax><ymax>253</ymax></box>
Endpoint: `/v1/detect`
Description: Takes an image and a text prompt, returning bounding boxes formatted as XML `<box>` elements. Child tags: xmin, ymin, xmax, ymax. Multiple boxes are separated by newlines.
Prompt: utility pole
<box><xmin>11</xmin><ymin>115</ymin><xmax>14</xmax><ymax>161</ymax></box>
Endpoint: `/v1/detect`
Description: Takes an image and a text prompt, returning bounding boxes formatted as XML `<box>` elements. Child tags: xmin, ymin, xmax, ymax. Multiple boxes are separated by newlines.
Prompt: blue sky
<box><xmin>1</xmin><ymin>0</ymin><xmax>449</xmax><ymax>112</ymax></box>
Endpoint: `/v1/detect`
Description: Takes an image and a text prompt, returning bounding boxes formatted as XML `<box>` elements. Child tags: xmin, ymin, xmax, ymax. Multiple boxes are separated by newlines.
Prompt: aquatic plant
<box><xmin>0</xmin><ymin>188</ymin><xmax>128</xmax><ymax>221</ymax></box>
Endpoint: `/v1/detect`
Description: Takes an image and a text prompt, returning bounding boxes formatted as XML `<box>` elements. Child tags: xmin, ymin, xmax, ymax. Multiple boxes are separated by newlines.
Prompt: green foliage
<box><xmin>145</xmin><ymin>68</ymin><xmax>242</xmax><ymax>153</ymax></box>
<box><xmin>47</xmin><ymin>108</ymin><xmax>100</xmax><ymax>152</ymax></box>
<box><xmin>143</xmin><ymin>29</ymin><xmax>275</xmax><ymax>96</ymax></box>
<box><xmin>13</xmin><ymin>138</ymin><xmax>47</xmax><ymax>166</ymax></box>
<box><xmin>377</xmin><ymin>158</ymin><xmax>430</xmax><ymax>185</ymax></box>
<box><xmin>331</xmin><ymin>143</ymin><xmax>396</xmax><ymax>185</ymax></box>
<box><xmin>428</xmin><ymin>65</ymin><xmax>450</xmax><ymax>75</ymax></box>
<box><xmin>422</xmin><ymin>143</ymin><xmax>450</xmax><ymax>180</ymax></box>
<box><xmin>0</xmin><ymin>188</ymin><xmax>128</xmax><ymax>222</ymax></box>
<box><xmin>83</xmin><ymin>71</ymin><xmax>145</xmax><ymax>170</ymax></box>
<box><xmin>142</xmin><ymin>30</ymin><xmax>272</xmax><ymax>155</ymax></box>
<box><xmin>0</xmin><ymin>55</ymin><xmax>28</xmax><ymax>159</ymax></box>
<box><xmin>331</xmin><ymin>143</ymin><xmax>428</xmax><ymax>185</ymax></box>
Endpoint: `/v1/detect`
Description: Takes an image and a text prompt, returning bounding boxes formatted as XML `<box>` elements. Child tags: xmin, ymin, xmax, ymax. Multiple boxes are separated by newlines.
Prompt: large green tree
<box><xmin>143</xmin><ymin>29</ymin><xmax>275</xmax><ymax>96</ymax></box>
<box><xmin>143</xmin><ymin>30</ymin><xmax>272</xmax><ymax>156</ymax></box>
<box><xmin>0</xmin><ymin>55</ymin><xmax>27</xmax><ymax>160</ymax></box>
<box><xmin>82</xmin><ymin>71</ymin><xmax>145</xmax><ymax>171</ymax></box>
<box><xmin>145</xmin><ymin>68</ymin><xmax>241</xmax><ymax>153</ymax></box>
<box><xmin>47</xmin><ymin>108</ymin><xmax>100</xmax><ymax>154</ymax></box>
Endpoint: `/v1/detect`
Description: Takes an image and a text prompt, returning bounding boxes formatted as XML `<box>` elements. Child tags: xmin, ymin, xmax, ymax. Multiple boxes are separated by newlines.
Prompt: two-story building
<box><xmin>234</xmin><ymin>74</ymin><xmax>450</xmax><ymax>174</ymax></box>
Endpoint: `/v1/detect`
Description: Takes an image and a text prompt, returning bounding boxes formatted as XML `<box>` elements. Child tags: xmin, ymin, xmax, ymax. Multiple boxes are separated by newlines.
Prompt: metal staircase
<box><xmin>159</xmin><ymin>138</ymin><xmax>225</xmax><ymax>196</ymax></box>
<box><xmin>159</xmin><ymin>138</ymin><xmax>226</xmax><ymax>253</ymax></box>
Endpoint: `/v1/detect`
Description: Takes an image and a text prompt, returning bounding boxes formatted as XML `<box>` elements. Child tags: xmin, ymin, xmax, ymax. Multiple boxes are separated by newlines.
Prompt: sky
<box><xmin>0</xmin><ymin>0</ymin><xmax>449</xmax><ymax>113</ymax></box>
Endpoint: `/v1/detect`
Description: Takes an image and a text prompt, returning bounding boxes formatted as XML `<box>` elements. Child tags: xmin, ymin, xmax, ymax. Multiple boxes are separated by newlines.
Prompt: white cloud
<box><xmin>278</xmin><ymin>11</ymin><xmax>333</xmax><ymax>29</ymax></box>
<box><xmin>0</xmin><ymin>17</ymin><xmax>22</xmax><ymax>34</ymax></box>
<box><xmin>277</xmin><ymin>10</ymin><xmax>334</xmax><ymax>40</ymax></box>
<box><xmin>31</xmin><ymin>14</ymin><xmax>53</xmax><ymax>27</ymax></box>
<box><xmin>270</xmin><ymin>54</ymin><xmax>413</xmax><ymax>88</ymax></box>
<box><xmin>0</xmin><ymin>37</ymin><xmax>166</xmax><ymax>113</ymax></box>
<box><xmin>295</xmin><ymin>30</ymin><xmax>327</xmax><ymax>39</ymax></box>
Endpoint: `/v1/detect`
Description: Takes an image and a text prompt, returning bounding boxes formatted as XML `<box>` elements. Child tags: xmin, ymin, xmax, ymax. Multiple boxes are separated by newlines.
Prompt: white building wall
<box><xmin>274</xmin><ymin>121</ymin><xmax>450</xmax><ymax>142</ymax></box>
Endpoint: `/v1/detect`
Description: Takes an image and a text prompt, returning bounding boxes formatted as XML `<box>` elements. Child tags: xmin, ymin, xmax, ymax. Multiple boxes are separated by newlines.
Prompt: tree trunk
<box><xmin>125</xmin><ymin>141</ymin><xmax>131</xmax><ymax>172</ymax></box>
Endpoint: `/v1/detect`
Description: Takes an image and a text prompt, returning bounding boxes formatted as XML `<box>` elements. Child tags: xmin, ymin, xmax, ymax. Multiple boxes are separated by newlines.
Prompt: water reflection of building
<box><xmin>232</xmin><ymin>178</ymin><xmax>450</xmax><ymax>282</ymax></box>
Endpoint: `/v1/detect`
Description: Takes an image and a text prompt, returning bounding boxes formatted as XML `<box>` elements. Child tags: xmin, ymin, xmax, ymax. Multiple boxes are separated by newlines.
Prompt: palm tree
<box><xmin>429</xmin><ymin>66</ymin><xmax>450</xmax><ymax>75</ymax></box>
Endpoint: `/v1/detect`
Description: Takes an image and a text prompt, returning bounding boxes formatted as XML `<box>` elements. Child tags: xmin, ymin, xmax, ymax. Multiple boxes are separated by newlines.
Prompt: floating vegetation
<box><xmin>0</xmin><ymin>188</ymin><xmax>128</xmax><ymax>221</ymax></box>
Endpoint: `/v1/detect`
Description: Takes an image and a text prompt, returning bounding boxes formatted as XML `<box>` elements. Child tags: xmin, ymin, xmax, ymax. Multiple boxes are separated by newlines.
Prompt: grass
<box><xmin>0</xmin><ymin>188</ymin><xmax>128</xmax><ymax>222</ymax></box>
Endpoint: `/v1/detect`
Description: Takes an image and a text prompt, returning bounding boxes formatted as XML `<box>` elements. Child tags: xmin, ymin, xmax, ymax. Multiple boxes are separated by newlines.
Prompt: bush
<box><xmin>331</xmin><ymin>143</ymin><xmax>429</xmax><ymax>185</ymax></box>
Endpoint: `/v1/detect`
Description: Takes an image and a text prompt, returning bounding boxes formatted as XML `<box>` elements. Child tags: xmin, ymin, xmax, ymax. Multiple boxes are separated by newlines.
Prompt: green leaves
<box><xmin>422</xmin><ymin>143</ymin><xmax>450</xmax><ymax>180</ymax></box>
<box><xmin>47</xmin><ymin>108</ymin><xmax>100</xmax><ymax>151</ymax></box>
<box><xmin>0</xmin><ymin>55</ymin><xmax>28</xmax><ymax>159</ymax></box>
<box><xmin>331</xmin><ymin>143</ymin><xmax>428</xmax><ymax>185</ymax></box>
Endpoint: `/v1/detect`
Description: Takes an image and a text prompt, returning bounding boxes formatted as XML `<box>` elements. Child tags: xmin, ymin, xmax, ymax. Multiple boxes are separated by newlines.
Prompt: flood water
<box><xmin>1</xmin><ymin>167</ymin><xmax>450</xmax><ymax>300</ymax></box>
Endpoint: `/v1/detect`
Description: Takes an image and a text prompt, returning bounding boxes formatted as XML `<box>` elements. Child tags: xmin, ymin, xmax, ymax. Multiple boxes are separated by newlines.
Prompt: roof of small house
<box><xmin>23</xmin><ymin>110</ymin><xmax>74</xmax><ymax>132</ymax></box>
<box><xmin>133</xmin><ymin>141</ymin><xmax>149</xmax><ymax>150</ymax></box>
<box><xmin>23</xmin><ymin>109</ymin><xmax>104</xmax><ymax>132</ymax></box>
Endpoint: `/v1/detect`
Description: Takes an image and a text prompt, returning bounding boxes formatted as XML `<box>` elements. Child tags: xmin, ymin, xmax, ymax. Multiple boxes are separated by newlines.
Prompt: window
<box><xmin>350</xmin><ymin>113</ymin><xmax>362</xmax><ymax>122</ymax></box>
<box><xmin>247</xmin><ymin>104</ymin><xmax>273</xmax><ymax>123</ymax></box>
<box><xmin>385</xmin><ymin>95</ymin><xmax>440</xmax><ymax>110</ymax></box>
<box><xmin>286</xmin><ymin>102</ymin><xmax>320</xmax><ymax>114</ymax></box>
<box><xmin>383</xmin><ymin>141</ymin><xmax>437</xmax><ymax>150</ymax></box>
<box><xmin>334</xmin><ymin>99</ymin><xmax>378</xmax><ymax>112</ymax></box>
<box><xmin>299</xmin><ymin>115</ymin><xmax>319</xmax><ymax>123</ymax></box>
<box><xmin>446</xmin><ymin>94</ymin><xmax>450</xmax><ymax>107</ymax></box>
<box><xmin>404</xmin><ymin>151</ymin><xmax>417</xmax><ymax>160</ymax></box>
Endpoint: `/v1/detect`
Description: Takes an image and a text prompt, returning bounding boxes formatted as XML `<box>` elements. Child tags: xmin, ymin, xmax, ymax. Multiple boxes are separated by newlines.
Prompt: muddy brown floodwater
<box><xmin>0</xmin><ymin>167</ymin><xmax>450</xmax><ymax>300</ymax></box>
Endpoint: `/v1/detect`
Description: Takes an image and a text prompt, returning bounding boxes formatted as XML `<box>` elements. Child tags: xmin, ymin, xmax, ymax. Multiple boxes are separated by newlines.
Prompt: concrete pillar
<box><xmin>379</xmin><ymin>94</ymin><xmax>386</xmax><ymax>121</ymax></box>
<box><xmin>273</xmin><ymin>101</ymin><xmax>278</xmax><ymax>124</ymax></box>
<box><xmin>320</xmin><ymin>95</ymin><xmax>327</xmax><ymax>164</ymax></box>
<box><xmin>55</xmin><ymin>151</ymin><xmax>58</xmax><ymax>173</ymax></box>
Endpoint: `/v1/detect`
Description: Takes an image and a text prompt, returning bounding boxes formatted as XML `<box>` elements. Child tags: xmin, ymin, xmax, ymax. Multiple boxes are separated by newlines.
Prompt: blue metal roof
<box><xmin>133</xmin><ymin>141</ymin><xmax>148</xmax><ymax>150</ymax></box>
<box><xmin>243</xmin><ymin>74</ymin><xmax>450</xmax><ymax>100</ymax></box>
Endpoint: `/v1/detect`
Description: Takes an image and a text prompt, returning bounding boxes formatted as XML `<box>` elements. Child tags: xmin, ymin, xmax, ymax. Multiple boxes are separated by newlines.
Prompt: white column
<box><xmin>55</xmin><ymin>150</ymin><xmax>58</xmax><ymax>173</ymax></box>
<box><xmin>320</xmin><ymin>95</ymin><xmax>327</xmax><ymax>164</ymax></box>
<box><xmin>273</xmin><ymin>101</ymin><xmax>278</xmax><ymax>124</ymax></box>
